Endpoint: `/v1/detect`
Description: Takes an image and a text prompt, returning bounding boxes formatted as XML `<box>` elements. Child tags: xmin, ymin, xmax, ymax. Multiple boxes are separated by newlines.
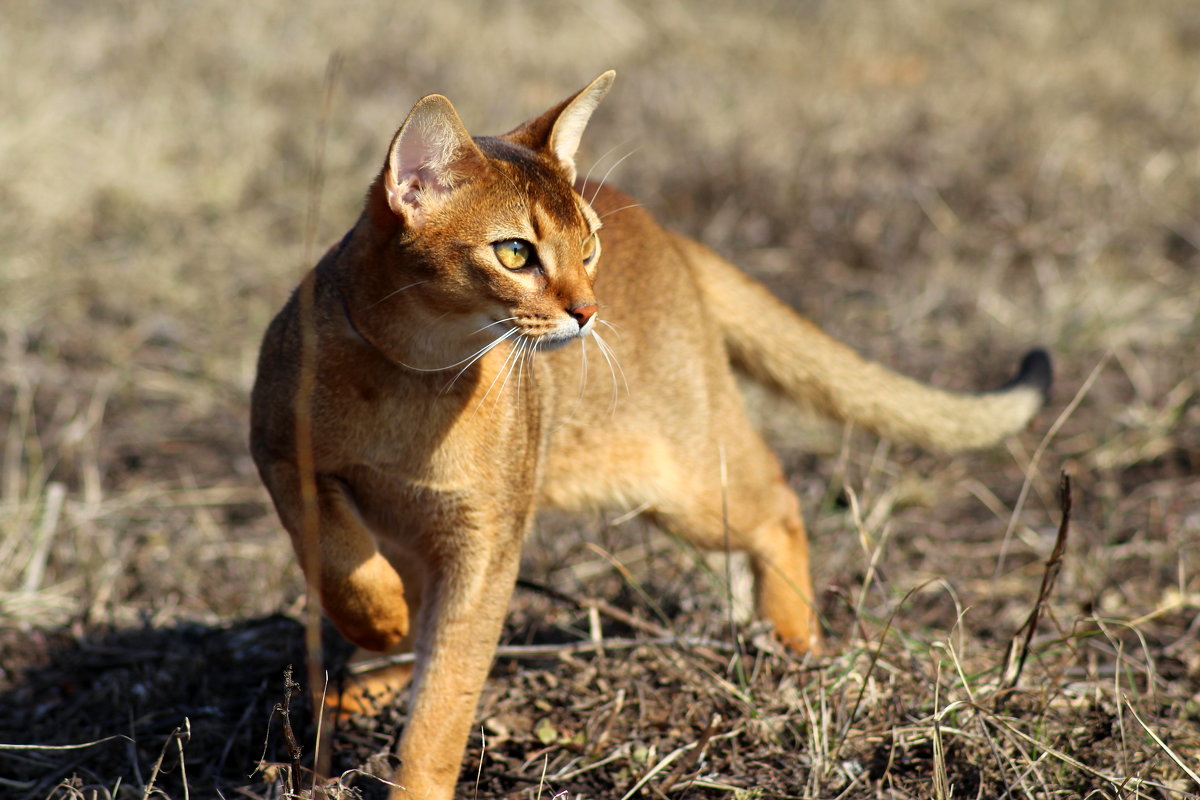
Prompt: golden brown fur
<box><xmin>250</xmin><ymin>71</ymin><xmax>1050</xmax><ymax>799</ymax></box>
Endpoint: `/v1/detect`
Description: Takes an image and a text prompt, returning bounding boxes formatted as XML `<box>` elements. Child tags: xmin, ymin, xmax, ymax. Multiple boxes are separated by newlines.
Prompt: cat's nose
<box><xmin>569</xmin><ymin>303</ymin><xmax>598</xmax><ymax>328</ymax></box>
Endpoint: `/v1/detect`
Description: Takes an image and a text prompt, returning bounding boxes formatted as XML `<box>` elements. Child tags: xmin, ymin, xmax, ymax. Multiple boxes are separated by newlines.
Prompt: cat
<box><xmin>250</xmin><ymin>70</ymin><xmax>1050</xmax><ymax>799</ymax></box>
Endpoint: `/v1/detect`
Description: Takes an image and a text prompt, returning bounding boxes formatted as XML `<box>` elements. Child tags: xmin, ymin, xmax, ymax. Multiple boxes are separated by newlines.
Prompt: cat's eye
<box><xmin>581</xmin><ymin>233</ymin><xmax>599</xmax><ymax>266</ymax></box>
<box><xmin>494</xmin><ymin>239</ymin><xmax>536</xmax><ymax>271</ymax></box>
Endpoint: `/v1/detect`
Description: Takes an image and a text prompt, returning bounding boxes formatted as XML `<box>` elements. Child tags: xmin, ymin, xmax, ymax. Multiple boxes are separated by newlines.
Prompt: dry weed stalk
<box><xmin>294</xmin><ymin>57</ymin><xmax>343</xmax><ymax>759</ymax></box>
<box><xmin>1002</xmin><ymin>472</ymin><xmax>1073</xmax><ymax>689</ymax></box>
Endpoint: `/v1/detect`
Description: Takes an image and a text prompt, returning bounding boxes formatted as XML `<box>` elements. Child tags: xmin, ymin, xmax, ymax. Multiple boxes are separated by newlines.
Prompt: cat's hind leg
<box><xmin>651</xmin><ymin>431</ymin><xmax>821</xmax><ymax>653</ymax></box>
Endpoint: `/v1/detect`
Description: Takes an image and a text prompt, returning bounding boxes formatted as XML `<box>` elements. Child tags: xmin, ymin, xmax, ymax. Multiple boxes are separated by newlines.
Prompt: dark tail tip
<box><xmin>999</xmin><ymin>348</ymin><xmax>1053</xmax><ymax>405</ymax></box>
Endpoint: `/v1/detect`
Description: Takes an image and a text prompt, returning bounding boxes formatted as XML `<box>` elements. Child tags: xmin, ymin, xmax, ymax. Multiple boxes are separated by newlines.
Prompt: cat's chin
<box><xmin>532</xmin><ymin>332</ymin><xmax>586</xmax><ymax>352</ymax></box>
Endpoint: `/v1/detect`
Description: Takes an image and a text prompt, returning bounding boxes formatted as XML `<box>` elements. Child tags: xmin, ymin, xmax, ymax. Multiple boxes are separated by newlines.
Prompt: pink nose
<box><xmin>569</xmin><ymin>303</ymin><xmax>598</xmax><ymax>328</ymax></box>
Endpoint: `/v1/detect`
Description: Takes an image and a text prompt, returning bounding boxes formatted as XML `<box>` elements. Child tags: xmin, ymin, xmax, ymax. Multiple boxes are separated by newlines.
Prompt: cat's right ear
<box><xmin>384</xmin><ymin>95</ymin><xmax>487</xmax><ymax>229</ymax></box>
<box><xmin>501</xmin><ymin>71</ymin><xmax>615</xmax><ymax>185</ymax></box>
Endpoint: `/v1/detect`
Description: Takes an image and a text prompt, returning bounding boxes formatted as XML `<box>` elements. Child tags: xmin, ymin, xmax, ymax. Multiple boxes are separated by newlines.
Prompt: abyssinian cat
<box><xmin>250</xmin><ymin>71</ymin><xmax>1050</xmax><ymax>799</ymax></box>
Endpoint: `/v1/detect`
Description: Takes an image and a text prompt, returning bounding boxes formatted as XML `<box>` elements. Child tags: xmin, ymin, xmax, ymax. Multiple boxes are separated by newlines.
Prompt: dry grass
<box><xmin>1</xmin><ymin>1</ymin><xmax>1198</xmax><ymax>798</ymax></box>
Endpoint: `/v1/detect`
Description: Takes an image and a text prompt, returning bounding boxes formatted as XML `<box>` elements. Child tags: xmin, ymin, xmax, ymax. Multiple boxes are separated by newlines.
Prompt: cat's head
<box><xmin>351</xmin><ymin>71</ymin><xmax>615</xmax><ymax>367</ymax></box>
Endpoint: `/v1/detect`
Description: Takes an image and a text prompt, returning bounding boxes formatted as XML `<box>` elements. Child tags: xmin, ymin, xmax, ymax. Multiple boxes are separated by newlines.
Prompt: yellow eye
<box><xmin>581</xmin><ymin>233</ymin><xmax>599</xmax><ymax>265</ymax></box>
<box><xmin>493</xmin><ymin>239</ymin><xmax>533</xmax><ymax>270</ymax></box>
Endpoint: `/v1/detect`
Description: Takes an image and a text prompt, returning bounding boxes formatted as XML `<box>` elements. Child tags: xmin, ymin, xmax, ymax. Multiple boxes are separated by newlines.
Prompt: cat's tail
<box><xmin>678</xmin><ymin>235</ymin><xmax>1051</xmax><ymax>452</ymax></box>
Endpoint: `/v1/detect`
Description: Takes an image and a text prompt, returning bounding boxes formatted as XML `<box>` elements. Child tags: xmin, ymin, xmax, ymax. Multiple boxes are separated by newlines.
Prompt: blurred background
<box><xmin>1</xmin><ymin>0</ymin><xmax>1198</xmax><ymax>796</ymax></box>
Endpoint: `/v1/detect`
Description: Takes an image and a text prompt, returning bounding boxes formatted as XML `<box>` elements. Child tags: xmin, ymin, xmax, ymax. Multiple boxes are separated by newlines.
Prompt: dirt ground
<box><xmin>1</xmin><ymin>2</ymin><xmax>1198</xmax><ymax>798</ymax></box>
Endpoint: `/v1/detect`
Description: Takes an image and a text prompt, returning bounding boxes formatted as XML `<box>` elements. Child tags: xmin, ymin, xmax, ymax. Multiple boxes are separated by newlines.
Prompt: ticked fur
<box><xmin>250</xmin><ymin>70</ymin><xmax>1050</xmax><ymax>800</ymax></box>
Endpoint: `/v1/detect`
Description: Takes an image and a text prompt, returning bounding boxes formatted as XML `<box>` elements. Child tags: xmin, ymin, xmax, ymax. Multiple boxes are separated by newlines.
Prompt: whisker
<box><xmin>591</xmin><ymin>331</ymin><xmax>626</xmax><ymax>415</ymax></box>
<box><xmin>439</xmin><ymin>326</ymin><xmax>518</xmax><ymax>372</ymax></box>
<box><xmin>580</xmin><ymin>139</ymin><xmax>635</xmax><ymax>192</ymax></box>
<box><xmin>386</xmin><ymin>312</ymin><xmax>456</xmax><ymax>372</ymax></box>
<box><xmin>594</xmin><ymin>337</ymin><xmax>618</xmax><ymax>415</ymax></box>
<box><xmin>380</xmin><ymin>318</ymin><xmax>521</xmax><ymax>376</ymax></box>
<box><xmin>468</xmin><ymin>316</ymin><xmax>519</xmax><ymax>336</ymax></box>
<box><xmin>590</xmin><ymin>147</ymin><xmax>641</xmax><ymax>206</ymax></box>
<box><xmin>425</xmin><ymin>316</ymin><xmax>518</xmax><ymax>381</ymax></box>
<box><xmin>420</xmin><ymin>310</ymin><xmax>452</xmax><ymax>333</ymax></box>
<box><xmin>514</xmin><ymin>337</ymin><xmax>527</xmax><ymax>411</ymax></box>
<box><xmin>439</xmin><ymin>328</ymin><xmax>520</xmax><ymax>391</ymax></box>
<box><xmin>593</xmin><ymin>331</ymin><xmax>628</xmax><ymax>392</ymax></box>
<box><xmin>365</xmin><ymin>279</ymin><xmax>431</xmax><ymax>310</ymax></box>
<box><xmin>496</xmin><ymin>336</ymin><xmax>530</xmax><ymax>408</ymax></box>
<box><xmin>577</xmin><ymin>334</ymin><xmax>589</xmax><ymax>403</ymax></box>
<box><xmin>597</xmin><ymin>319</ymin><xmax>624</xmax><ymax>339</ymax></box>
<box><xmin>598</xmin><ymin>202</ymin><xmax>643</xmax><ymax>221</ymax></box>
<box><xmin>473</xmin><ymin>333</ymin><xmax>524</xmax><ymax>415</ymax></box>
<box><xmin>602</xmin><ymin>335</ymin><xmax>629</xmax><ymax>398</ymax></box>
<box><xmin>516</xmin><ymin>336</ymin><xmax>537</xmax><ymax>412</ymax></box>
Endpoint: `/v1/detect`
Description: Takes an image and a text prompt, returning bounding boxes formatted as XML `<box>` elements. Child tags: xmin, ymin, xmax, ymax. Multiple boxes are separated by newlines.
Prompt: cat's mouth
<box><xmin>531</xmin><ymin>333</ymin><xmax>582</xmax><ymax>352</ymax></box>
<box><xmin>527</xmin><ymin>324</ymin><xmax>591</xmax><ymax>352</ymax></box>
<box><xmin>504</xmin><ymin>314</ymin><xmax>595</xmax><ymax>352</ymax></box>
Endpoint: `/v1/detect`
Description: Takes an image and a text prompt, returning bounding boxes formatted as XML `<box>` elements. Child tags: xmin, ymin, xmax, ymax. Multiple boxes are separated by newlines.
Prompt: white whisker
<box><xmin>516</xmin><ymin>336</ymin><xmax>537</xmax><ymax>412</ymax></box>
<box><xmin>597</xmin><ymin>319</ymin><xmax>624</xmax><ymax>339</ymax></box>
<box><xmin>592</xmin><ymin>331</ymin><xmax>628</xmax><ymax>393</ymax></box>
<box><xmin>387</xmin><ymin>312</ymin><xmax>455</xmax><ymax>372</ymax></box>
<box><xmin>420</xmin><ymin>310</ymin><xmax>452</xmax><ymax>332</ymax></box>
<box><xmin>473</xmin><ymin>333</ymin><xmax>525</xmax><ymax>415</ymax></box>
<box><xmin>590</xmin><ymin>148</ymin><xmax>640</xmax><ymax>206</ymax></box>
<box><xmin>598</xmin><ymin>202</ymin><xmax>643</xmax><ymax>221</ymax></box>
<box><xmin>498</xmin><ymin>336</ymin><xmax>530</xmax><ymax>407</ymax></box>
<box><xmin>592</xmin><ymin>331</ymin><xmax>628</xmax><ymax>415</ymax></box>
<box><xmin>577</xmin><ymin>334</ymin><xmax>589</xmax><ymax>403</ymax></box>
<box><xmin>468</xmin><ymin>316</ymin><xmax>519</xmax><ymax>336</ymax></box>
<box><xmin>580</xmin><ymin>140</ymin><xmax>635</xmax><ymax>192</ymax></box>
<box><xmin>439</xmin><ymin>327</ymin><xmax>520</xmax><ymax>392</ymax></box>
<box><xmin>514</xmin><ymin>337</ymin><xmax>527</xmax><ymax>411</ymax></box>
<box><xmin>365</xmin><ymin>279</ymin><xmax>431</xmax><ymax>310</ymax></box>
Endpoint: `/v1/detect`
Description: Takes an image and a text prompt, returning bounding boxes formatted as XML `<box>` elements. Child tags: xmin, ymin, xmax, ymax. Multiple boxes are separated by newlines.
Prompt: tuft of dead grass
<box><xmin>2</xmin><ymin>0</ymin><xmax>1198</xmax><ymax>797</ymax></box>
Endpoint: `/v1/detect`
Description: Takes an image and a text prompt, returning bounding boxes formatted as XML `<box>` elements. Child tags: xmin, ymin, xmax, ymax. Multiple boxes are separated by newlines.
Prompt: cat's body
<box><xmin>250</xmin><ymin>72</ymin><xmax>1050</xmax><ymax>799</ymax></box>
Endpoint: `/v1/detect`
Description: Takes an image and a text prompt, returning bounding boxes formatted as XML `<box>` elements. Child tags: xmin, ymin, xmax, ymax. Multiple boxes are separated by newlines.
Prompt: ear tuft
<box><xmin>384</xmin><ymin>94</ymin><xmax>486</xmax><ymax>229</ymax></box>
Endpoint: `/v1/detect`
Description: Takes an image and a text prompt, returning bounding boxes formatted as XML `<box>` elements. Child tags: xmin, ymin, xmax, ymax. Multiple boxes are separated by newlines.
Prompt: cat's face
<box><xmin>395</xmin><ymin>138</ymin><xmax>602</xmax><ymax>356</ymax></box>
<box><xmin>355</xmin><ymin>74</ymin><xmax>615</xmax><ymax>370</ymax></box>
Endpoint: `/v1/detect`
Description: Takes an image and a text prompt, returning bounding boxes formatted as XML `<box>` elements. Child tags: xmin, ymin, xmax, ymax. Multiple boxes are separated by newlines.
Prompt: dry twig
<box><xmin>1003</xmin><ymin>472</ymin><xmax>1072</xmax><ymax>688</ymax></box>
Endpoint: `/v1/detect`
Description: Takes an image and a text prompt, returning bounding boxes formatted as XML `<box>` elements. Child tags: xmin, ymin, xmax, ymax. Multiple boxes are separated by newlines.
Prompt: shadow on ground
<box><xmin>0</xmin><ymin>615</ymin><xmax>313</xmax><ymax>799</ymax></box>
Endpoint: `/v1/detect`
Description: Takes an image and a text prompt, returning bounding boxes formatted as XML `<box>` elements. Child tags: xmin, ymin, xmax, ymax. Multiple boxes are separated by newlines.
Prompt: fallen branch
<box><xmin>350</xmin><ymin>635</ymin><xmax>735</xmax><ymax>674</ymax></box>
<box><xmin>517</xmin><ymin>578</ymin><xmax>674</xmax><ymax>639</ymax></box>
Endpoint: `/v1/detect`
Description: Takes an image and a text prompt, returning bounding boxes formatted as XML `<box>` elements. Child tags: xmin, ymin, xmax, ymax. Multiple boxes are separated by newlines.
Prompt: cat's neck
<box><xmin>326</xmin><ymin>243</ymin><xmax>509</xmax><ymax>381</ymax></box>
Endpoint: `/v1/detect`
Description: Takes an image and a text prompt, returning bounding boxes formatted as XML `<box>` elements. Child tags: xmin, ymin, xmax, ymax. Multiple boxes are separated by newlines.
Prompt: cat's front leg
<box><xmin>388</xmin><ymin>522</ymin><xmax>525</xmax><ymax>800</ymax></box>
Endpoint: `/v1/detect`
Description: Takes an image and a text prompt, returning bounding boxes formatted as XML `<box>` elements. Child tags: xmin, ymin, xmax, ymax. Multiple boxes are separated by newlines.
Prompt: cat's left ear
<box><xmin>384</xmin><ymin>94</ymin><xmax>488</xmax><ymax>230</ymax></box>
<box><xmin>504</xmin><ymin>70</ymin><xmax>615</xmax><ymax>184</ymax></box>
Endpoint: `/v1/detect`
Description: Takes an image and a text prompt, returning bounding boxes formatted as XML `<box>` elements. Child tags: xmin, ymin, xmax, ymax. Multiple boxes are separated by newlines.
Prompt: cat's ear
<box><xmin>384</xmin><ymin>94</ymin><xmax>487</xmax><ymax>229</ymax></box>
<box><xmin>504</xmin><ymin>70</ymin><xmax>615</xmax><ymax>184</ymax></box>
